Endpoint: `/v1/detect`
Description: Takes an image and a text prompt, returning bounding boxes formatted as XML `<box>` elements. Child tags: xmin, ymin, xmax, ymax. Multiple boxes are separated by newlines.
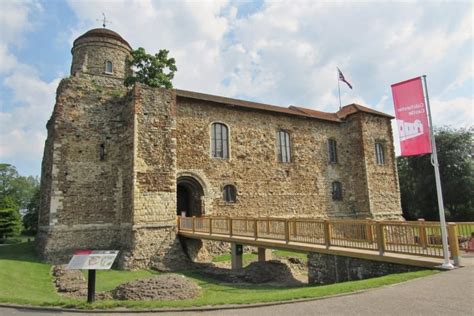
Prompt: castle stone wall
<box><xmin>175</xmin><ymin>98</ymin><xmax>401</xmax><ymax>219</ymax></box>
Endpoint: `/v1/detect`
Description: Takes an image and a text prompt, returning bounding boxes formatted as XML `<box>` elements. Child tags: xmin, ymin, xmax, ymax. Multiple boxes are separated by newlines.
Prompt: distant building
<box><xmin>37</xmin><ymin>28</ymin><xmax>402</xmax><ymax>269</ymax></box>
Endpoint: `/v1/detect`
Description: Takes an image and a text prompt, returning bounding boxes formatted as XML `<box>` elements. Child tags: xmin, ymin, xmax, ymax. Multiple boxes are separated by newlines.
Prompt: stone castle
<box><xmin>37</xmin><ymin>28</ymin><xmax>402</xmax><ymax>269</ymax></box>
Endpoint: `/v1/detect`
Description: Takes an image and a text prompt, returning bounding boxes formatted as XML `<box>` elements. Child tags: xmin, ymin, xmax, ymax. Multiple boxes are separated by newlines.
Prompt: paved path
<box><xmin>2</xmin><ymin>263</ymin><xmax>473</xmax><ymax>316</ymax></box>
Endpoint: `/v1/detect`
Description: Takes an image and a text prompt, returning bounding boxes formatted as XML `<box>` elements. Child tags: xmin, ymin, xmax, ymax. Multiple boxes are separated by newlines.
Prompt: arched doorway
<box><xmin>177</xmin><ymin>176</ymin><xmax>204</xmax><ymax>217</ymax></box>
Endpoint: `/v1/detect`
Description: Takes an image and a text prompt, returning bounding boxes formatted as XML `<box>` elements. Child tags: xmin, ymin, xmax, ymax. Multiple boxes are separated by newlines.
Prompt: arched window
<box><xmin>328</xmin><ymin>138</ymin><xmax>338</xmax><ymax>163</ymax></box>
<box><xmin>105</xmin><ymin>60</ymin><xmax>113</xmax><ymax>74</ymax></box>
<box><xmin>375</xmin><ymin>142</ymin><xmax>385</xmax><ymax>165</ymax></box>
<box><xmin>211</xmin><ymin>123</ymin><xmax>229</xmax><ymax>158</ymax></box>
<box><xmin>331</xmin><ymin>181</ymin><xmax>342</xmax><ymax>201</ymax></box>
<box><xmin>223</xmin><ymin>184</ymin><xmax>237</xmax><ymax>203</ymax></box>
<box><xmin>277</xmin><ymin>130</ymin><xmax>291</xmax><ymax>163</ymax></box>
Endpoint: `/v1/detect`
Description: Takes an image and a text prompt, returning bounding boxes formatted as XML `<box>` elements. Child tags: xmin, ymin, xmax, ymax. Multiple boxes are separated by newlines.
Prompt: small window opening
<box><xmin>332</xmin><ymin>181</ymin><xmax>342</xmax><ymax>201</ymax></box>
<box><xmin>99</xmin><ymin>143</ymin><xmax>106</xmax><ymax>161</ymax></box>
<box><xmin>328</xmin><ymin>139</ymin><xmax>338</xmax><ymax>163</ymax></box>
<box><xmin>223</xmin><ymin>185</ymin><xmax>237</xmax><ymax>203</ymax></box>
<box><xmin>105</xmin><ymin>61</ymin><xmax>113</xmax><ymax>74</ymax></box>
<box><xmin>375</xmin><ymin>142</ymin><xmax>385</xmax><ymax>165</ymax></box>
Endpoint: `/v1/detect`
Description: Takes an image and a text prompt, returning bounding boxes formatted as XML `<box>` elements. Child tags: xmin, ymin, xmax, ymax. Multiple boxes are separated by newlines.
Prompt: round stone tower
<box><xmin>71</xmin><ymin>28</ymin><xmax>132</xmax><ymax>79</ymax></box>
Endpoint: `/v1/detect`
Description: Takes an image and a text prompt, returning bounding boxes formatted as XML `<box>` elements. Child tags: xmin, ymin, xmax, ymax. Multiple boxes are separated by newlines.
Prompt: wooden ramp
<box><xmin>177</xmin><ymin>216</ymin><xmax>465</xmax><ymax>268</ymax></box>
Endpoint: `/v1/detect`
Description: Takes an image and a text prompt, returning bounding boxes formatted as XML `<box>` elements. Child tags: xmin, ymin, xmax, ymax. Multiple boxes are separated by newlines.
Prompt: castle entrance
<box><xmin>177</xmin><ymin>176</ymin><xmax>204</xmax><ymax>217</ymax></box>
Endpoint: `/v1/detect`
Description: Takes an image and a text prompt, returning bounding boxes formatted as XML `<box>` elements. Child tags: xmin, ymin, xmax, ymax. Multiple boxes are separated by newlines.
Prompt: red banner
<box><xmin>391</xmin><ymin>77</ymin><xmax>432</xmax><ymax>156</ymax></box>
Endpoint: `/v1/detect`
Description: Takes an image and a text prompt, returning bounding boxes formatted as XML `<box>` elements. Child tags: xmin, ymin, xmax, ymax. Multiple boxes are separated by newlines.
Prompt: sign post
<box><xmin>391</xmin><ymin>76</ymin><xmax>453</xmax><ymax>269</ymax></box>
<box><xmin>67</xmin><ymin>250</ymin><xmax>119</xmax><ymax>303</ymax></box>
<box><xmin>421</xmin><ymin>75</ymin><xmax>453</xmax><ymax>269</ymax></box>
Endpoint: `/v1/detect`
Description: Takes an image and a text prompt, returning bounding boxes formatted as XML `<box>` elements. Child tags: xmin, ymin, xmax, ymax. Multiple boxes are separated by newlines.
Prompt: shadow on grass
<box><xmin>0</xmin><ymin>241</ymin><xmax>40</xmax><ymax>263</ymax></box>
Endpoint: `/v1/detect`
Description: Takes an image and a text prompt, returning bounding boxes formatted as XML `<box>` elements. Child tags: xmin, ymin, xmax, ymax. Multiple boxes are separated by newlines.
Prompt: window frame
<box><xmin>105</xmin><ymin>60</ymin><xmax>113</xmax><ymax>74</ymax></box>
<box><xmin>276</xmin><ymin>130</ymin><xmax>292</xmax><ymax>163</ymax></box>
<box><xmin>375</xmin><ymin>142</ymin><xmax>385</xmax><ymax>165</ymax></box>
<box><xmin>331</xmin><ymin>181</ymin><xmax>342</xmax><ymax>201</ymax></box>
<box><xmin>223</xmin><ymin>184</ymin><xmax>237</xmax><ymax>203</ymax></box>
<box><xmin>210</xmin><ymin>122</ymin><xmax>229</xmax><ymax>159</ymax></box>
<box><xmin>327</xmin><ymin>138</ymin><xmax>338</xmax><ymax>164</ymax></box>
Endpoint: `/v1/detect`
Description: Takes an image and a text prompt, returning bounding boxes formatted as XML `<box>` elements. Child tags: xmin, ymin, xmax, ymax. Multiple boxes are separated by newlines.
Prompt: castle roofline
<box><xmin>73</xmin><ymin>28</ymin><xmax>132</xmax><ymax>50</ymax></box>
<box><xmin>175</xmin><ymin>89</ymin><xmax>394</xmax><ymax>122</ymax></box>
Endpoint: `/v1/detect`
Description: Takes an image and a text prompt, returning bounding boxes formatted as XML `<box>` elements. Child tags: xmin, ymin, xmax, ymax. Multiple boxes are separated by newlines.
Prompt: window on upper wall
<box><xmin>331</xmin><ymin>181</ymin><xmax>342</xmax><ymax>201</ymax></box>
<box><xmin>277</xmin><ymin>130</ymin><xmax>291</xmax><ymax>163</ymax></box>
<box><xmin>223</xmin><ymin>184</ymin><xmax>237</xmax><ymax>203</ymax></box>
<box><xmin>211</xmin><ymin>122</ymin><xmax>229</xmax><ymax>159</ymax></box>
<box><xmin>105</xmin><ymin>60</ymin><xmax>113</xmax><ymax>74</ymax></box>
<box><xmin>375</xmin><ymin>142</ymin><xmax>385</xmax><ymax>165</ymax></box>
<box><xmin>328</xmin><ymin>139</ymin><xmax>338</xmax><ymax>163</ymax></box>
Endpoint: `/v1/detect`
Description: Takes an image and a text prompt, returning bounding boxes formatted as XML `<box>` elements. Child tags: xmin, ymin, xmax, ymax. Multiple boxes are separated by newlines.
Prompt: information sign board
<box><xmin>67</xmin><ymin>250</ymin><xmax>119</xmax><ymax>270</ymax></box>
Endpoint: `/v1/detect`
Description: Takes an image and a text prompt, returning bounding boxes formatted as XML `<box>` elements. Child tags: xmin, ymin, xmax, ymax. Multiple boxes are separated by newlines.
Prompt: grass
<box><xmin>0</xmin><ymin>242</ymin><xmax>439</xmax><ymax>309</ymax></box>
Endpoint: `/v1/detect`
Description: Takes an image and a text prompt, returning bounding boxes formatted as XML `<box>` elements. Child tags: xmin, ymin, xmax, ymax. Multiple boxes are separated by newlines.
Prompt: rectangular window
<box><xmin>375</xmin><ymin>142</ymin><xmax>385</xmax><ymax>165</ymax></box>
<box><xmin>328</xmin><ymin>139</ymin><xmax>338</xmax><ymax>163</ymax></box>
<box><xmin>277</xmin><ymin>130</ymin><xmax>291</xmax><ymax>163</ymax></box>
<box><xmin>211</xmin><ymin>123</ymin><xmax>229</xmax><ymax>159</ymax></box>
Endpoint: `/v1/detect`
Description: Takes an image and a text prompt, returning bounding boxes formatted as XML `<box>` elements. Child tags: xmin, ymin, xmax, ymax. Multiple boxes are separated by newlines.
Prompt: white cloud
<box><xmin>0</xmin><ymin>0</ymin><xmax>58</xmax><ymax>175</ymax></box>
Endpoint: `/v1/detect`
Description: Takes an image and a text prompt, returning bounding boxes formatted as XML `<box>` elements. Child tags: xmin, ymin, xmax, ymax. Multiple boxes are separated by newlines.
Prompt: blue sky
<box><xmin>0</xmin><ymin>0</ymin><xmax>472</xmax><ymax>177</ymax></box>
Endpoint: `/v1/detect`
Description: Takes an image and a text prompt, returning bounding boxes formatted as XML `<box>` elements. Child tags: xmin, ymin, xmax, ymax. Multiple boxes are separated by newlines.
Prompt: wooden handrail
<box><xmin>177</xmin><ymin>215</ymin><xmax>463</xmax><ymax>260</ymax></box>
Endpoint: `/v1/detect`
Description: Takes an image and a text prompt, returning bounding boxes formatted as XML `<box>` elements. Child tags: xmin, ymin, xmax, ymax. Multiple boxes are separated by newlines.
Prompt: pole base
<box><xmin>438</xmin><ymin>262</ymin><xmax>455</xmax><ymax>270</ymax></box>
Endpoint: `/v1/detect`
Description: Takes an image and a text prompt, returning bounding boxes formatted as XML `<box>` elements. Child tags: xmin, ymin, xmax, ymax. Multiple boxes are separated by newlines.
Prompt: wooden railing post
<box><xmin>376</xmin><ymin>221</ymin><xmax>386</xmax><ymax>255</ymax></box>
<box><xmin>285</xmin><ymin>219</ymin><xmax>290</xmax><ymax>243</ymax></box>
<box><xmin>366</xmin><ymin>218</ymin><xmax>374</xmax><ymax>243</ymax></box>
<box><xmin>229</xmin><ymin>217</ymin><xmax>233</xmax><ymax>237</ymax></box>
<box><xmin>324</xmin><ymin>219</ymin><xmax>332</xmax><ymax>248</ymax></box>
<box><xmin>254</xmin><ymin>218</ymin><xmax>258</xmax><ymax>240</ymax></box>
<box><xmin>447</xmin><ymin>222</ymin><xmax>461</xmax><ymax>267</ymax></box>
<box><xmin>292</xmin><ymin>218</ymin><xmax>297</xmax><ymax>237</ymax></box>
<box><xmin>177</xmin><ymin>216</ymin><xmax>181</xmax><ymax>231</ymax></box>
<box><xmin>209</xmin><ymin>217</ymin><xmax>213</xmax><ymax>235</ymax></box>
<box><xmin>266</xmin><ymin>217</ymin><xmax>270</xmax><ymax>234</ymax></box>
<box><xmin>192</xmin><ymin>216</ymin><xmax>196</xmax><ymax>234</ymax></box>
<box><xmin>418</xmin><ymin>218</ymin><xmax>428</xmax><ymax>249</ymax></box>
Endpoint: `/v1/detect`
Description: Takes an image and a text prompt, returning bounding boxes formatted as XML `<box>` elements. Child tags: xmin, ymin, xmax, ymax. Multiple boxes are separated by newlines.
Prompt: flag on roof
<box><xmin>338</xmin><ymin>68</ymin><xmax>353</xmax><ymax>89</ymax></box>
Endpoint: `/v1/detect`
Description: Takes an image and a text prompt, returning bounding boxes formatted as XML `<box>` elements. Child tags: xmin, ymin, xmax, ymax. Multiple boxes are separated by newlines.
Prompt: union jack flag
<box><xmin>338</xmin><ymin>68</ymin><xmax>353</xmax><ymax>89</ymax></box>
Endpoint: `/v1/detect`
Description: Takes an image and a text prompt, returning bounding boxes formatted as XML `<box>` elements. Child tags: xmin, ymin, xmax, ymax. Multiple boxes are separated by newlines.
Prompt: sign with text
<box><xmin>67</xmin><ymin>250</ymin><xmax>119</xmax><ymax>270</ymax></box>
<box><xmin>391</xmin><ymin>77</ymin><xmax>432</xmax><ymax>156</ymax></box>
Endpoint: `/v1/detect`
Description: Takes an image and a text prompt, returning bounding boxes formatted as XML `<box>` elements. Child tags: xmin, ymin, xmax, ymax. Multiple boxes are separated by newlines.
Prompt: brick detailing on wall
<box><xmin>307</xmin><ymin>252</ymin><xmax>422</xmax><ymax>284</ymax></box>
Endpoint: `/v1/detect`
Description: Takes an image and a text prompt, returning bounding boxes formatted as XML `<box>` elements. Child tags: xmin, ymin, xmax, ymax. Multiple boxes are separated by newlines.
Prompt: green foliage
<box><xmin>23</xmin><ymin>188</ymin><xmax>40</xmax><ymax>234</ymax></box>
<box><xmin>397</xmin><ymin>127</ymin><xmax>473</xmax><ymax>221</ymax></box>
<box><xmin>124</xmin><ymin>47</ymin><xmax>177</xmax><ymax>89</ymax></box>
<box><xmin>0</xmin><ymin>163</ymin><xmax>39</xmax><ymax>209</ymax></box>
<box><xmin>0</xmin><ymin>207</ymin><xmax>22</xmax><ymax>239</ymax></box>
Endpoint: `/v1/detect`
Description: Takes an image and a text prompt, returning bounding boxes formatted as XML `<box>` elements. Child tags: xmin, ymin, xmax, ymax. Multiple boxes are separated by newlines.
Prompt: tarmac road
<box><xmin>2</xmin><ymin>261</ymin><xmax>473</xmax><ymax>316</ymax></box>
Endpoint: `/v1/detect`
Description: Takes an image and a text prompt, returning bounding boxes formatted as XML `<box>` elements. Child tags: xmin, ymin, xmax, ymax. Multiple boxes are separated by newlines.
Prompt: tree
<box><xmin>0</xmin><ymin>163</ymin><xmax>40</xmax><ymax>239</ymax></box>
<box><xmin>23</xmin><ymin>188</ymin><xmax>40</xmax><ymax>234</ymax></box>
<box><xmin>397</xmin><ymin>127</ymin><xmax>473</xmax><ymax>221</ymax></box>
<box><xmin>124</xmin><ymin>47</ymin><xmax>177</xmax><ymax>89</ymax></box>
<box><xmin>0</xmin><ymin>196</ymin><xmax>22</xmax><ymax>240</ymax></box>
<box><xmin>0</xmin><ymin>163</ymin><xmax>39</xmax><ymax>209</ymax></box>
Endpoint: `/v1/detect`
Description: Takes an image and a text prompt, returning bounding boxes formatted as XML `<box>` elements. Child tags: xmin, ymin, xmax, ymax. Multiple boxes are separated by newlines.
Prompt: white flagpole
<box><xmin>422</xmin><ymin>75</ymin><xmax>453</xmax><ymax>269</ymax></box>
<box><xmin>337</xmin><ymin>69</ymin><xmax>342</xmax><ymax>110</ymax></box>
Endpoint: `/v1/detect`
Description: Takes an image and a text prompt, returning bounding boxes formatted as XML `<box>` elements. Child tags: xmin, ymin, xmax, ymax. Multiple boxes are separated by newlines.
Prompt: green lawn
<box><xmin>0</xmin><ymin>242</ymin><xmax>438</xmax><ymax>309</ymax></box>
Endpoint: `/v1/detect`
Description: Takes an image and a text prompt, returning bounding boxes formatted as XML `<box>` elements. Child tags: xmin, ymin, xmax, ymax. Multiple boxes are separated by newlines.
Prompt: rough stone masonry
<box><xmin>37</xmin><ymin>28</ymin><xmax>403</xmax><ymax>270</ymax></box>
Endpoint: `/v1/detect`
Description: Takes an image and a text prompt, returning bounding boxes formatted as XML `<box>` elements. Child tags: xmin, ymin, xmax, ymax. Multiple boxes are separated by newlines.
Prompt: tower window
<box><xmin>328</xmin><ymin>139</ymin><xmax>338</xmax><ymax>163</ymax></box>
<box><xmin>375</xmin><ymin>142</ymin><xmax>385</xmax><ymax>165</ymax></box>
<box><xmin>211</xmin><ymin>123</ymin><xmax>229</xmax><ymax>159</ymax></box>
<box><xmin>223</xmin><ymin>185</ymin><xmax>237</xmax><ymax>203</ymax></box>
<box><xmin>331</xmin><ymin>181</ymin><xmax>342</xmax><ymax>201</ymax></box>
<box><xmin>105</xmin><ymin>61</ymin><xmax>113</xmax><ymax>74</ymax></box>
<box><xmin>277</xmin><ymin>130</ymin><xmax>291</xmax><ymax>163</ymax></box>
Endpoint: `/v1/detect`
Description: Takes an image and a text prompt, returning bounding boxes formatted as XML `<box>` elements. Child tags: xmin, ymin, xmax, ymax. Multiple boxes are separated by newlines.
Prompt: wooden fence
<box><xmin>178</xmin><ymin>216</ymin><xmax>463</xmax><ymax>260</ymax></box>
